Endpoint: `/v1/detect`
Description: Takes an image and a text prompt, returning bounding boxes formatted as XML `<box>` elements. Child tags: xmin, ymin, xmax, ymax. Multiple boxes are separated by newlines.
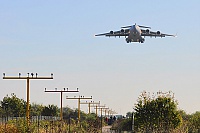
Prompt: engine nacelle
<box><xmin>110</xmin><ymin>31</ymin><xmax>114</xmax><ymax>34</ymax></box>
<box><xmin>146</xmin><ymin>29</ymin><xmax>150</xmax><ymax>34</ymax></box>
<box><xmin>121</xmin><ymin>29</ymin><xmax>124</xmax><ymax>33</ymax></box>
<box><xmin>157</xmin><ymin>31</ymin><xmax>161</xmax><ymax>35</ymax></box>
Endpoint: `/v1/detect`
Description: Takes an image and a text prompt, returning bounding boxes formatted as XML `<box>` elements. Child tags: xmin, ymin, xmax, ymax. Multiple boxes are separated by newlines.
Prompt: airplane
<box><xmin>95</xmin><ymin>23</ymin><xmax>176</xmax><ymax>43</ymax></box>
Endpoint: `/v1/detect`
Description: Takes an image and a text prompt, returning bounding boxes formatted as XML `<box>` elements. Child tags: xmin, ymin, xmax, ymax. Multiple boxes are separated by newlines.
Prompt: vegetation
<box><xmin>0</xmin><ymin>93</ymin><xmax>104</xmax><ymax>132</ymax></box>
<box><xmin>1</xmin><ymin>92</ymin><xmax>200</xmax><ymax>132</ymax></box>
<box><xmin>134</xmin><ymin>91</ymin><xmax>182</xmax><ymax>132</ymax></box>
<box><xmin>112</xmin><ymin>91</ymin><xmax>200</xmax><ymax>133</ymax></box>
<box><xmin>1</xmin><ymin>93</ymin><xmax>26</xmax><ymax>117</ymax></box>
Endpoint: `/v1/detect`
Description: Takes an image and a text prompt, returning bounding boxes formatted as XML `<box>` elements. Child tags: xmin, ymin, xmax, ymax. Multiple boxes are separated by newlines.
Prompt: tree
<box><xmin>30</xmin><ymin>103</ymin><xmax>44</xmax><ymax>116</ymax></box>
<box><xmin>62</xmin><ymin>106</ymin><xmax>73</xmax><ymax>118</ymax></box>
<box><xmin>134</xmin><ymin>91</ymin><xmax>182</xmax><ymax>133</ymax></box>
<box><xmin>126</xmin><ymin>112</ymin><xmax>133</xmax><ymax>118</ymax></box>
<box><xmin>174</xmin><ymin>110</ymin><xmax>190</xmax><ymax>133</ymax></box>
<box><xmin>41</xmin><ymin>104</ymin><xmax>59</xmax><ymax>116</ymax></box>
<box><xmin>62</xmin><ymin>106</ymin><xmax>78</xmax><ymax>120</ymax></box>
<box><xmin>1</xmin><ymin>93</ymin><xmax>26</xmax><ymax>117</ymax></box>
<box><xmin>178</xmin><ymin>111</ymin><xmax>200</xmax><ymax>133</ymax></box>
<box><xmin>119</xmin><ymin>118</ymin><xmax>133</xmax><ymax>131</ymax></box>
<box><xmin>189</xmin><ymin>111</ymin><xmax>200</xmax><ymax>132</ymax></box>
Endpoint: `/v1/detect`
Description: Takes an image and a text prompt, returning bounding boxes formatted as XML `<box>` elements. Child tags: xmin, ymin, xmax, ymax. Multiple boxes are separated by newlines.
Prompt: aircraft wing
<box><xmin>141</xmin><ymin>29</ymin><xmax>176</xmax><ymax>37</ymax></box>
<box><xmin>95</xmin><ymin>29</ymin><xmax>129</xmax><ymax>37</ymax></box>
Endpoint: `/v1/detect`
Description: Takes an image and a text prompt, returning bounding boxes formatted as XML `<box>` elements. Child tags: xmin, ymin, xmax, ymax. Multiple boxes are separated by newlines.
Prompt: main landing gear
<box><xmin>139</xmin><ymin>38</ymin><xmax>145</xmax><ymax>43</ymax></box>
<box><xmin>126</xmin><ymin>38</ymin><xmax>131</xmax><ymax>43</ymax></box>
<box><xmin>126</xmin><ymin>38</ymin><xmax>145</xmax><ymax>43</ymax></box>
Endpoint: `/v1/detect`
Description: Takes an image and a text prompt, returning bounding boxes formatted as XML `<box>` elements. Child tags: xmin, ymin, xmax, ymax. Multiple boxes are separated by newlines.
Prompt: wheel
<box><xmin>126</xmin><ymin>38</ymin><xmax>131</xmax><ymax>43</ymax></box>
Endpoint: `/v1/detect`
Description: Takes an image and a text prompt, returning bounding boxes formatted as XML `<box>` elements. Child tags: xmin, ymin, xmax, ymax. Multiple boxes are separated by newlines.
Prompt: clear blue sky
<box><xmin>0</xmin><ymin>0</ymin><xmax>200</xmax><ymax>115</ymax></box>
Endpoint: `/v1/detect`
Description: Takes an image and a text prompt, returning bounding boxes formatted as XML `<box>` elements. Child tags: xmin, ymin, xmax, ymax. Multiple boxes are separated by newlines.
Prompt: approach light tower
<box><xmin>44</xmin><ymin>87</ymin><xmax>79</xmax><ymax>120</ymax></box>
<box><xmin>66</xmin><ymin>95</ymin><xmax>92</xmax><ymax>122</ymax></box>
<box><xmin>94</xmin><ymin>106</ymin><xmax>109</xmax><ymax>117</ymax></box>
<box><xmin>91</xmin><ymin>104</ymin><xmax>105</xmax><ymax>117</ymax></box>
<box><xmin>108</xmin><ymin>109</ymin><xmax>117</xmax><ymax>117</ymax></box>
<box><xmin>94</xmin><ymin>106</ymin><xmax>109</xmax><ymax>133</ymax></box>
<box><xmin>80</xmin><ymin>101</ymin><xmax>100</xmax><ymax>114</ymax></box>
<box><xmin>3</xmin><ymin>73</ymin><xmax>53</xmax><ymax>127</ymax></box>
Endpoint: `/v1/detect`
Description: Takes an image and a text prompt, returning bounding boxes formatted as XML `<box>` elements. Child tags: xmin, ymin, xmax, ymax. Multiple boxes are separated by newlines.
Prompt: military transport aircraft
<box><xmin>95</xmin><ymin>23</ymin><xmax>176</xmax><ymax>43</ymax></box>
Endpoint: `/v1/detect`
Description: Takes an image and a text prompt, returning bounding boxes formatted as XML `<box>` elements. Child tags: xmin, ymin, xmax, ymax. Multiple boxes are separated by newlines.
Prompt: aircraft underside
<box><xmin>125</xmin><ymin>37</ymin><xmax>145</xmax><ymax>43</ymax></box>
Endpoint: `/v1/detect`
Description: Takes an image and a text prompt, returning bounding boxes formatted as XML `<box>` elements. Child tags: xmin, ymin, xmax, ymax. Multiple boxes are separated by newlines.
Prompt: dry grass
<box><xmin>0</xmin><ymin>123</ymin><xmax>19</xmax><ymax>133</ymax></box>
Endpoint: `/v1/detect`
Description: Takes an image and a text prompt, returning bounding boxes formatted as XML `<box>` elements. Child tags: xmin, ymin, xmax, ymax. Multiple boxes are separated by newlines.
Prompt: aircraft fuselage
<box><xmin>126</xmin><ymin>25</ymin><xmax>144</xmax><ymax>43</ymax></box>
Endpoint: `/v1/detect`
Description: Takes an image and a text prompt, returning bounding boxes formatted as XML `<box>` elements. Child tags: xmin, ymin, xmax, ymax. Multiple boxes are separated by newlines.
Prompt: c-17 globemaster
<box><xmin>95</xmin><ymin>23</ymin><xmax>176</xmax><ymax>43</ymax></box>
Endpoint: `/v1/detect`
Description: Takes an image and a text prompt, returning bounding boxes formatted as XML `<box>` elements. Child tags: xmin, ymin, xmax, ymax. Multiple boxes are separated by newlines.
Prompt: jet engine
<box><xmin>121</xmin><ymin>29</ymin><xmax>124</xmax><ymax>33</ymax></box>
<box><xmin>157</xmin><ymin>31</ymin><xmax>161</xmax><ymax>35</ymax></box>
<box><xmin>110</xmin><ymin>31</ymin><xmax>114</xmax><ymax>34</ymax></box>
<box><xmin>146</xmin><ymin>29</ymin><xmax>150</xmax><ymax>34</ymax></box>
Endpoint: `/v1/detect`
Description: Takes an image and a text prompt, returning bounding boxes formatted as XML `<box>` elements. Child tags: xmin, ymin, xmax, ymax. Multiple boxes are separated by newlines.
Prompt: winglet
<box><xmin>174</xmin><ymin>33</ymin><xmax>178</xmax><ymax>37</ymax></box>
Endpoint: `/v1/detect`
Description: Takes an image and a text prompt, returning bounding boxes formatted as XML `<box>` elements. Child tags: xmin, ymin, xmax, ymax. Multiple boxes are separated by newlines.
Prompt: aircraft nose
<box><xmin>131</xmin><ymin>26</ymin><xmax>136</xmax><ymax>32</ymax></box>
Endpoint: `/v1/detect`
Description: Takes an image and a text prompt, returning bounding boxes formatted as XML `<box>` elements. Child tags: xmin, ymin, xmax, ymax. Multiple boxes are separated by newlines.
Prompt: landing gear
<box><xmin>125</xmin><ymin>38</ymin><xmax>145</xmax><ymax>43</ymax></box>
<box><xmin>126</xmin><ymin>38</ymin><xmax>131</xmax><ymax>43</ymax></box>
<box><xmin>139</xmin><ymin>38</ymin><xmax>145</xmax><ymax>43</ymax></box>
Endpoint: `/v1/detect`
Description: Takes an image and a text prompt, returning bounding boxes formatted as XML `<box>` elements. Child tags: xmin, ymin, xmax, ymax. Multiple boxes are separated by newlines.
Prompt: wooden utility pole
<box><xmin>94</xmin><ymin>107</ymin><xmax>109</xmax><ymax>117</ymax></box>
<box><xmin>45</xmin><ymin>88</ymin><xmax>79</xmax><ymax>120</ymax></box>
<box><xmin>66</xmin><ymin>96</ymin><xmax>92</xmax><ymax>122</ymax></box>
<box><xmin>91</xmin><ymin>104</ymin><xmax>105</xmax><ymax>117</ymax></box>
<box><xmin>3</xmin><ymin>73</ymin><xmax>53</xmax><ymax>128</ymax></box>
<box><xmin>108</xmin><ymin>109</ymin><xmax>117</xmax><ymax>117</ymax></box>
<box><xmin>80</xmin><ymin>101</ymin><xmax>100</xmax><ymax>114</ymax></box>
<box><xmin>94</xmin><ymin>107</ymin><xmax>109</xmax><ymax>133</ymax></box>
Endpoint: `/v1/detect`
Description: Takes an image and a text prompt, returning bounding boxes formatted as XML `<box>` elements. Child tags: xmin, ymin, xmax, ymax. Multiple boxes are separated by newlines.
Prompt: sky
<box><xmin>0</xmin><ymin>0</ymin><xmax>200</xmax><ymax>116</ymax></box>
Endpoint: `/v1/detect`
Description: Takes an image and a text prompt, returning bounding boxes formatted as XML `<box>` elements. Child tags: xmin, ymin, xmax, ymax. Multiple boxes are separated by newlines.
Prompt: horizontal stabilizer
<box><xmin>121</xmin><ymin>25</ymin><xmax>132</xmax><ymax>28</ymax></box>
<box><xmin>121</xmin><ymin>24</ymin><xmax>151</xmax><ymax>29</ymax></box>
<box><xmin>138</xmin><ymin>25</ymin><xmax>151</xmax><ymax>29</ymax></box>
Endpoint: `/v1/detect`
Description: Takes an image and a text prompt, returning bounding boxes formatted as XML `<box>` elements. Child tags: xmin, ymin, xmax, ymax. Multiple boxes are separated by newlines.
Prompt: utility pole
<box><xmin>108</xmin><ymin>110</ymin><xmax>110</xmax><ymax>117</ymax></box>
<box><xmin>3</xmin><ymin>73</ymin><xmax>53</xmax><ymax>128</ymax></box>
<box><xmin>44</xmin><ymin>87</ymin><xmax>79</xmax><ymax>121</ymax></box>
<box><xmin>80</xmin><ymin>101</ymin><xmax>100</xmax><ymax>114</ymax></box>
<box><xmin>108</xmin><ymin>109</ymin><xmax>117</xmax><ymax>117</ymax></box>
<box><xmin>132</xmin><ymin>111</ymin><xmax>135</xmax><ymax>133</ymax></box>
<box><xmin>95</xmin><ymin>107</ymin><xmax>109</xmax><ymax>117</ymax></box>
<box><xmin>66</xmin><ymin>96</ymin><xmax>92</xmax><ymax>122</ymax></box>
<box><xmin>104</xmin><ymin>108</ymin><xmax>109</xmax><ymax>117</ymax></box>
<box><xmin>94</xmin><ymin>107</ymin><xmax>109</xmax><ymax>133</ymax></box>
<box><xmin>91</xmin><ymin>105</ymin><xmax>105</xmax><ymax>117</ymax></box>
